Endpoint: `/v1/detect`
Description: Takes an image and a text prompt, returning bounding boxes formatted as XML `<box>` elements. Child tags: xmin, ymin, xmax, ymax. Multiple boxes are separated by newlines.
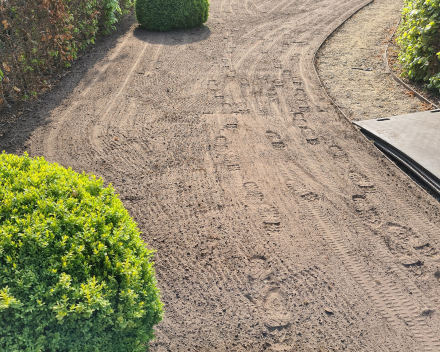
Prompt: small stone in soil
<box><xmin>421</xmin><ymin>308</ymin><xmax>435</xmax><ymax>317</ymax></box>
<box><xmin>324</xmin><ymin>307</ymin><xmax>334</xmax><ymax>315</ymax></box>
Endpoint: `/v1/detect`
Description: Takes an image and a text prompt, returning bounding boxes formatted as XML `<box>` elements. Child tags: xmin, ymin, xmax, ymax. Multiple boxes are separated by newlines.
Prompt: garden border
<box><xmin>383</xmin><ymin>18</ymin><xmax>438</xmax><ymax>109</ymax></box>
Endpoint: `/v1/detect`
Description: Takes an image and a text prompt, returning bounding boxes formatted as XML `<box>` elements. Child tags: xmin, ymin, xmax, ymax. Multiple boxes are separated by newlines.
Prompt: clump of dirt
<box><xmin>316</xmin><ymin>0</ymin><xmax>426</xmax><ymax>121</ymax></box>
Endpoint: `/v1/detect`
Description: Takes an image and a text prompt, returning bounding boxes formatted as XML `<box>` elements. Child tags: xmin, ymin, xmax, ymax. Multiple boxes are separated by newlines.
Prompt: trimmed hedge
<box><xmin>397</xmin><ymin>0</ymin><xmax>440</xmax><ymax>90</ymax></box>
<box><xmin>135</xmin><ymin>0</ymin><xmax>209</xmax><ymax>32</ymax></box>
<box><xmin>0</xmin><ymin>153</ymin><xmax>163</xmax><ymax>352</ymax></box>
<box><xmin>0</xmin><ymin>0</ymin><xmax>134</xmax><ymax>108</ymax></box>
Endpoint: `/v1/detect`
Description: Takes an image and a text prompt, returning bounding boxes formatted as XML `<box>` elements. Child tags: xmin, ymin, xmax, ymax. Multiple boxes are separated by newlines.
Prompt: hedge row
<box><xmin>397</xmin><ymin>0</ymin><xmax>440</xmax><ymax>91</ymax></box>
<box><xmin>0</xmin><ymin>0</ymin><xmax>133</xmax><ymax>108</ymax></box>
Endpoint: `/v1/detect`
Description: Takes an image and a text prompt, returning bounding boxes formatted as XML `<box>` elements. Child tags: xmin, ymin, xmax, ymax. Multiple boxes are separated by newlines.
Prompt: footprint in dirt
<box><xmin>352</xmin><ymin>195</ymin><xmax>382</xmax><ymax>227</ymax></box>
<box><xmin>214</xmin><ymin>136</ymin><xmax>228</xmax><ymax>150</ymax></box>
<box><xmin>328</xmin><ymin>144</ymin><xmax>348</xmax><ymax>161</ymax></box>
<box><xmin>382</xmin><ymin>227</ymin><xmax>412</xmax><ymax>257</ymax></box>
<box><xmin>245</xmin><ymin>253</ymin><xmax>272</xmax><ymax>304</ymax></box>
<box><xmin>225</xmin><ymin>153</ymin><xmax>241</xmax><ymax>171</ymax></box>
<box><xmin>227</xmin><ymin>69</ymin><xmax>236</xmax><ymax>77</ymax></box>
<box><xmin>267</xmin><ymin>85</ymin><xmax>278</xmax><ymax>100</ymax></box>
<box><xmin>225</xmin><ymin>114</ymin><xmax>238</xmax><ymax>129</ymax></box>
<box><xmin>271</xmin><ymin>140</ymin><xmax>286</xmax><ymax>149</ymax></box>
<box><xmin>297</xmin><ymin>102</ymin><xmax>310</xmax><ymax>113</ymax></box>
<box><xmin>240</xmin><ymin>78</ymin><xmax>250</xmax><ymax>87</ymax></box>
<box><xmin>273</xmin><ymin>79</ymin><xmax>284</xmax><ymax>87</ymax></box>
<box><xmin>300</xmin><ymin>191</ymin><xmax>320</xmax><ymax>202</ymax></box>
<box><xmin>262</xmin><ymin>288</ymin><xmax>291</xmax><ymax>330</ymax></box>
<box><xmin>300</xmin><ymin>127</ymin><xmax>319</xmax><ymax>145</ymax></box>
<box><xmin>292</xmin><ymin>76</ymin><xmax>302</xmax><ymax>86</ymax></box>
<box><xmin>260</xmin><ymin>203</ymin><xmax>281</xmax><ymax>232</ymax></box>
<box><xmin>222</xmin><ymin>103</ymin><xmax>233</xmax><ymax>114</ymax></box>
<box><xmin>273</xmin><ymin>59</ymin><xmax>282</xmax><ymax>69</ymax></box>
<box><xmin>391</xmin><ymin>223</ymin><xmax>436</xmax><ymax>255</ymax></box>
<box><xmin>244</xmin><ymin>182</ymin><xmax>264</xmax><ymax>203</ymax></box>
<box><xmin>282</xmin><ymin>34</ymin><xmax>291</xmax><ymax>47</ymax></box>
<box><xmin>282</xmin><ymin>70</ymin><xmax>292</xmax><ymax>79</ymax></box>
<box><xmin>292</xmin><ymin>112</ymin><xmax>308</xmax><ymax>128</ymax></box>
<box><xmin>349</xmin><ymin>171</ymin><xmax>375</xmax><ymax>190</ymax></box>
<box><xmin>235</xmin><ymin>102</ymin><xmax>249</xmax><ymax>113</ymax></box>
<box><xmin>247</xmin><ymin>255</ymin><xmax>272</xmax><ymax>281</ymax></box>
<box><xmin>215</xmin><ymin>91</ymin><xmax>225</xmax><ymax>102</ymax></box>
<box><xmin>294</xmin><ymin>88</ymin><xmax>307</xmax><ymax>100</ymax></box>
<box><xmin>266</xmin><ymin>130</ymin><xmax>281</xmax><ymax>140</ymax></box>
<box><xmin>265</xmin><ymin>130</ymin><xmax>286</xmax><ymax>150</ymax></box>
<box><xmin>208</xmin><ymin>80</ymin><xmax>218</xmax><ymax>90</ymax></box>
<box><xmin>381</xmin><ymin>223</ymin><xmax>437</xmax><ymax>270</ymax></box>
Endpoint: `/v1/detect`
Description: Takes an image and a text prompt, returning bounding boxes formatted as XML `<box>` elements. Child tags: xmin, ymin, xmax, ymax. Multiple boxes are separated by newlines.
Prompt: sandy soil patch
<box><xmin>316</xmin><ymin>0</ymin><xmax>429</xmax><ymax>121</ymax></box>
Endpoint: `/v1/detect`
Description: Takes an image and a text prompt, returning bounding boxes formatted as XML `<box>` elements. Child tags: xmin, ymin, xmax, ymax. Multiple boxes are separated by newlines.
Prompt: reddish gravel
<box><xmin>1</xmin><ymin>1</ymin><xmax>440</xmax><ymax>351</ymax></box>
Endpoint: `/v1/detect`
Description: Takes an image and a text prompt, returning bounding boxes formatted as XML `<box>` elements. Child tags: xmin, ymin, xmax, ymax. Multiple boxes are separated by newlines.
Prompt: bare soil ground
<box><xmin>317</xmin><ymin>0</ymin><xmax>440</xmax><ymax>200</ymax></box>
<box><xmin>1</xmin><ymin>0</ymin><xmax>440</xmax><ymax>351</ymax></box>
<box><xmin>316</xmin><ymin>0</ymin><xmax>430</xmax><ymax>122</ymax></box>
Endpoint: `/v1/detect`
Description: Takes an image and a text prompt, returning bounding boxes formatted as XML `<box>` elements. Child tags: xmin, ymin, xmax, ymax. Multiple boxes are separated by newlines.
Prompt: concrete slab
<box><xmin>353</xmin><ymin>110</ymin><xmax>440</xmax><ymax>194</ymax></box>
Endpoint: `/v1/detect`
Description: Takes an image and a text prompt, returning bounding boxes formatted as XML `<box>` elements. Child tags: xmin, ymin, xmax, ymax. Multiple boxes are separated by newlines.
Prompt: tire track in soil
<box><xmin>88</xmin><ymin>40</ymin><xmax>165</xmax><ymax>173</ymax></box>
<box><xmin>43</xmin><ymin>30</ymin><xmax>134</xmax><ymax>161</ymax></box>
<box><xmin>346</xmin><ymin>163</ymin><xmax>440</xmax><ymax>312</ymax></box>
<box><xmin>219</xmin><ymin>0</ymin><xmax>434</xmax><ymax>346</ymax></box>
<box><xmin>90</xmin><ymin>40</ymin><xmax>163</xmax><ymax>157</ymax></box>
<box><xmin>210</xmin><ymin>0</ymin><xmax>440</xmax><ymax>349</ymax></box>
<box><xmin>282</xmin><ymin>167</ymin><xmax>440</xmax><ymax>351</ymax></box>
<box><xmin>292</xmin><ymin>5</ymin><xmax>440</xmax><ymax>346</ymax></box>
<box><xmin>15</xmin><ymin>0</ymin><xmax>440</xmax><ymax>350</ymax></box>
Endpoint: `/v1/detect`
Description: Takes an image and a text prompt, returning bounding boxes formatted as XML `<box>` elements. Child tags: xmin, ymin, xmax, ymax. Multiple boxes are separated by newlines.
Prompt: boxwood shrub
<box><xmin>135</xmin><ymin>0</ymin><xmax>209</xmax><ymax>32</ymax></box>
<box><xmin>0</xmin><ymin>153</ymin><xmax>163</xmax><ymax>352</ymax></box>
<box><xmin>397</xmin><ymin>0</ymin><xmax>440</xmax><ymax>90</ymax></box>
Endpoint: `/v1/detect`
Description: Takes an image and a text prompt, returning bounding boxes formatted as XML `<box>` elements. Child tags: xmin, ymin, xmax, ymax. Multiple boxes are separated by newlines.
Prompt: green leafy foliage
<box><xmin>135</xmin><ymin>0</ymin><xmax>209</xmax><ymax>32</ymax></box>
<box><xmin>0</xmin><ymin>153</ymin><xmax>163</xmax><ymax>352</ymax></box>
<box><xmin>397</xmin><ymin>0</ymin><xmax>440</xmax><ymax>90</ymax></box>
<box><xmin>0</xmin><ymin>0</ymin><xmax>134</xmax><ymax>107</ymax></box>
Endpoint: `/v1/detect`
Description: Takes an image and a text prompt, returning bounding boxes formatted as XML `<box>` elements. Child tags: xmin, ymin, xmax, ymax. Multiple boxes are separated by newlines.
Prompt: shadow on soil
<box><xmin>0</xmin><ymin>13</ymin><xmax>210</xmax><ymax>156</ymax></box>
<box><xmin>133</xmin><ymin>24</ymin><xmax>211</xmax><ymax>45</ymax></box>
<box><xmin>0</xmin><ymin>13</ymin><xmax>137</xmax><ymax>155</ymax></box>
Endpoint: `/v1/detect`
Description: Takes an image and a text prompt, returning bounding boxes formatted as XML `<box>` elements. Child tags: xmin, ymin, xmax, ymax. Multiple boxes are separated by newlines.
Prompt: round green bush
<box><xmin>135</xmin><ymin>0</ymin><xmax>209</xmax><ymax>32</ymax></box>
<box><xmin>0</xmin><ymin>153</ymin><xmax>163</xmax><ymax>352</ymax></box>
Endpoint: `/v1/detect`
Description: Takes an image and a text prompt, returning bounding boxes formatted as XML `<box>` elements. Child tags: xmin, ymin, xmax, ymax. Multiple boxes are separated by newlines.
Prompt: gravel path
<box><xmin>317</xmin><ymin>0</ymin><xmax>426</xmax><ymax>122</ymax></box>
<box><xmin>1</xmin><ymin>0</ymin><xmax>440</xmax><ymax>351</ymax></box>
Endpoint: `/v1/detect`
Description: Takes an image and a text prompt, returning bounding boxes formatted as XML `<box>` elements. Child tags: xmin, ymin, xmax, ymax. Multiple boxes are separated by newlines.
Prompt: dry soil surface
<box><xmin>316</xmin><ymin>0</ymin><xmax>427</xmax><ymax>122</ymax></box>
<box><xmin>2</xmin><ymin>0</ymin><xmax>440</xmax><ymax>351</ymax></box>
<box><xmin>316</xmin><ymin>0</ymin><xmax>440</xmax><ymax>200</ymax></box>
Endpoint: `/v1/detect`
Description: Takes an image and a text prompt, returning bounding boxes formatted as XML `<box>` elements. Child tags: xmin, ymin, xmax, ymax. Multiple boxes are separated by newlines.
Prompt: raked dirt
<box><xmin>1</xmin><ymin>0</ymin><xmax>440</xmax><ymax>351</ymax></box>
